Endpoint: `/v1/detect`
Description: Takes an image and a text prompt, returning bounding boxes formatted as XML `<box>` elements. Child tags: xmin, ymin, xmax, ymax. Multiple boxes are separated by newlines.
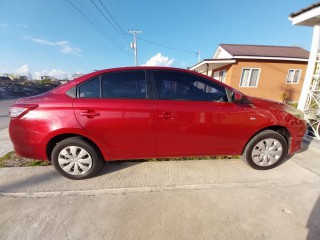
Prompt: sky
<box><xmin>0</xmin><ymin>0</ymin><xmax>317</xmax><ymax>79</ymax></box>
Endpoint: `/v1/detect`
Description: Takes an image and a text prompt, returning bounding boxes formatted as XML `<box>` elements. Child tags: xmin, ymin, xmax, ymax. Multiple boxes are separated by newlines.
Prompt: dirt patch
<box><xmin>0</xmin><ymin>151</ymin><xmax>51</xmax><ymax>167</ymax></box>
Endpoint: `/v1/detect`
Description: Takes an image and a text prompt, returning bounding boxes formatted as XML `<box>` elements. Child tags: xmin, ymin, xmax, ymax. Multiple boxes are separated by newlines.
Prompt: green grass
<box><xmin>28</xmin><ymin>160</ymin><xmax>50</xmax><ymax>167</ymax></box>
<box><xmin>0</xmin><ymin>151</ymin><xmax>50</xmax><ymax>167</ymax></box>
<box><xmin>1</xmin><ymin>151</ymin><xmax>240</xmax><ymax>168</ymax></box>
<box><xmin>148</xmin><ymin>156</ymin><xmax>240</xmax><ymax>161</ymax></box>
<box><xmin>0</xmin><ymin>151</ymin><xmax>15</xmax><ymax>161</ymax></box>
<box><xmin>0</xmin><ymin>151</ymin><xmax>15</xmax><ymax>167</ymax></box>
<box><xmin>289</xmin><ymin>102</ymin><xmax>298</xmax><ymax>109</ymax></box>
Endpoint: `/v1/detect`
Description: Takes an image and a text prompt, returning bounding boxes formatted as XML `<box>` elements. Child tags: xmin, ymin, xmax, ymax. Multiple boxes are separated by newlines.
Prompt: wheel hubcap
<box><xmin>58</xmin><ymin>146</ymin><xmax>93</xmax><ymax>175</ymax></box>
<box><xmin>251</xmin><ymin>138</ymin><xmax>283</xmax><ymax>167</ymax></box>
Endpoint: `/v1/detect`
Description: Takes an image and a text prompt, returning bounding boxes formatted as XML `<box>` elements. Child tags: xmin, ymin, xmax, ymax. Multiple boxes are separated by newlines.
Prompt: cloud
<box><xmin>14</xmin><ymin>64</ymin><xmax>70</xmax><ymax>79</ymax></box>
<box><xmin>27</xmin><ymin>37</ymin><xmax>81</xmax><ymax>55</ymax></box>
<box><xmin>0</xmin><ymin>24</ymin><xmax>28</xmax><ymax>28</ymax></box>
<box><xmin>16</xmin><ymin>24</ymin><xmax>28</xmax><ymax>29</ymax></box>
<box><xmin>15</xmin><ymin>64</ymin><xmax>31</xmax><ymax>76</ymax></box>
<box><xmin>144</xmin><ymin>53</ymin><xmax>174</xmax><ymax>66</ymax></box>
<box><xmin>33</xmin><ymin>69</ymin><xmax>70</xmax><ymax>80</ymax></box>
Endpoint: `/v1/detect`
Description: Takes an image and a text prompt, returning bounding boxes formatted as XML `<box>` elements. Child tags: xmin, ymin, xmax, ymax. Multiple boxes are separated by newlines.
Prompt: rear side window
<box><xmin>153</xmin><ymin>71</ymin><xmax>227</xmax><ymax>102</ymax></box>
<box><xmin>79</xmin><ymin>77</ymin><xmax>100</xmax><ymax>98</ymax></box>
<box><xmin>101</xmin><ymin>71</ymin><xmax>146</xmax><ymax>99</ymax></box>
<box><xmin>78</xmin><ymin>71</ymin><xmax>147</xmax><ymax>99</ymax></box>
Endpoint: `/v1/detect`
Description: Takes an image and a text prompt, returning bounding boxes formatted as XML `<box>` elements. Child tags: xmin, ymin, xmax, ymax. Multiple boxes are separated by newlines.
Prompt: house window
<box><xmin>220</xmin><ymin>70</ymin><xmax>226</xmax><ymax>83</ymax></box>
<box><xmin>213</xmin><ymin>70</ymin><xmax>226</xmax><ymax>83</ymax></box>
<box><xmin>286</xmin><ymin>69</ymin><xmax>301</xmax><ymax>84</ymax></box>
<box><xmin>240</xmin><ymin>68</ymin><xmax>260</xmax><ymax>87</ymax></box>
<box><xmin>213</xmin><ymin>71</ymin><xmax>220</xmax><ymax>80</ymax></box>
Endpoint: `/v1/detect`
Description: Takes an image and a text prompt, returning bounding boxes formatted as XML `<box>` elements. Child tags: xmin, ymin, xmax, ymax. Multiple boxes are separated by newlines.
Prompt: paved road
<box><xmin>0</xmin><ymin>99</ymin><xmax>16</xmax><ymax>129</ymax></box>
<box><xmin>0</xmin><ymin>139</ymin><xmax>320</xmax><ymax>240</ymax></box>
<box><xmin>0</xmin><ymin>99</ymin><xmax>15</xmax><ymax>156</ymax></box>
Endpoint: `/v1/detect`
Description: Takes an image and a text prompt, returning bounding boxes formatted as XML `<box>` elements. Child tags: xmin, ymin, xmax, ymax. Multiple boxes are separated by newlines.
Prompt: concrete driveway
<box><xmin>0</xmin><ymin>98</ymin><xmax>320</xmax><ymax>240</ymax></box>
<box><xmin>0</xmin><ymin>141</ymin><xmax>319</xmax><ymax>240</ymax></box>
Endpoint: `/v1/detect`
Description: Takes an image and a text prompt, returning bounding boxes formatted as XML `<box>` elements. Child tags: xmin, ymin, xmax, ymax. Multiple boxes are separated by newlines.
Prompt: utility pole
<box><xmin>128</xmin><ymin>30</ymin><xmax>142</xmax><ymax>66</ymax></box>
<box><xmin>197</xmin><ymin>50</ymin><xmax>201</xmax><ymax>62</ymax></box>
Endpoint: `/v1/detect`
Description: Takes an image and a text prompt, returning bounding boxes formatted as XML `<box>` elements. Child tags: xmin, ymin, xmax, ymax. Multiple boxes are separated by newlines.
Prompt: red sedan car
<box><xmin>9</xmin><ymin>67</ymin><xmax>306</xmax><ymax>179</ymax></box>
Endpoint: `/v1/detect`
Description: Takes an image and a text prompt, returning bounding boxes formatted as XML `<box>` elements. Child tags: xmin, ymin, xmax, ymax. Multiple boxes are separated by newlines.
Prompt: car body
<box><xmin>9</xmin><ymin>66</ymin><xmax>306</xmax><ymax>179</ymax></box>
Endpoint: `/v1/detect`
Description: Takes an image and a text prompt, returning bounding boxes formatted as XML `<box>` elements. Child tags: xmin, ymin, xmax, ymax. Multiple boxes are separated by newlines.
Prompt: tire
<box><xmin>52</xmin><ymin>137</ymin><xmax>104</xmax><ymax>180</ymax></box>
<box><xmin>242</xmin><ymin>130</ymin><xmax>288</xmax><ymax>170</ymax></box>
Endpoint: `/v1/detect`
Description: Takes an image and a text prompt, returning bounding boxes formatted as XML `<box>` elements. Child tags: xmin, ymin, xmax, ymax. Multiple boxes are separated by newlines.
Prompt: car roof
<box><xmin>51</xmin><ymin>66</ymin><xmax>233</xmax><ymax>95</ymax></box>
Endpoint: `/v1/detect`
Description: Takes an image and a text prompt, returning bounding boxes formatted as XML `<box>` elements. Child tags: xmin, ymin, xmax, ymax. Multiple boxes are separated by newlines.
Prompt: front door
<box><xmin>152</xmin><ymin>70</ymin><xmax>248</xmax><ymax>156</ymax></box>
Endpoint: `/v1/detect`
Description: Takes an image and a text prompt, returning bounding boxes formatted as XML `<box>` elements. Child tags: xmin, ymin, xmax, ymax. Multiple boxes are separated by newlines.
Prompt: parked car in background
<box><xmin>9</xmin><ymin>67</ymin><xmax>306</xmax><ymax>179</ymax></box>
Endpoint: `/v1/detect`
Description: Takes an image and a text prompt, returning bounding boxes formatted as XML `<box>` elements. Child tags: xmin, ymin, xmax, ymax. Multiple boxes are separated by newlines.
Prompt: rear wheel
<box><xmin>52</xmin><ymin>137</ymin><xmax>104</xmax><ymax>180</ymax></box>
<box><xmin>242</xmin><ymin>130</ymin><xmax>288</xmax><ymax>170</ymax></box>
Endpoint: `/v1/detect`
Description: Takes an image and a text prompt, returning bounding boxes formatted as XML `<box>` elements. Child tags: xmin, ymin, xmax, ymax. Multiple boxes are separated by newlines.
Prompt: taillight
<box><xmin>9</xmin><ymin>104</ymin><xmax>39</xmax><ymax>118</ymax></box>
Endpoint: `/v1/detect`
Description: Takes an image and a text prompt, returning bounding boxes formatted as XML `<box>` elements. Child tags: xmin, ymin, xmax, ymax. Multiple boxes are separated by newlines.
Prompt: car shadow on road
<box><xmin>300</xmin><ymin>139</ymin><xmax>314</xmax><ymax>152</ymax></box>
<box><xmin>0</xmin><ymin>169</ymin><xmax>59</xmax><ymax>193</ymax></box>
<box><xmin>96</xmin><ymin>160</ymin><xmax>144</xmax><ymax>177</ymax></box>
<box><xmin>307</xmin><ymin>195</ymin><xmax>320</xmax><ymax>240</ymax></box>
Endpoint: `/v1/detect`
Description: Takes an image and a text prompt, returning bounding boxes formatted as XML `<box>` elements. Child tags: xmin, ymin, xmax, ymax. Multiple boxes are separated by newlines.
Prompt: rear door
<box><xmin>73</xmin><ymin>70</ymin><xmax>156</xmax><ymax>158</ymax></box>
<box><xmin>151</xmin><ymin>70</ymin><xmax>249</xmax><ymax>156</ymax></box>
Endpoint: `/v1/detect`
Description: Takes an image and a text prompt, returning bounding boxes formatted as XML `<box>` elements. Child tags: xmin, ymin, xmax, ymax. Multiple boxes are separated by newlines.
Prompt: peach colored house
<box><xmin>190</xmin><ymin>44</ymin><xmax>309</xmax><ymax>103</ymax></box>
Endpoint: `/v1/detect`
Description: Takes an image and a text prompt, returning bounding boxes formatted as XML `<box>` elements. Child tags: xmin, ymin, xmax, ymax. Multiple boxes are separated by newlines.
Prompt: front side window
<box><xmin>240</xmin><ymin>68</ymin><xmax>260</xmax><ymax>87</ymax></box>
<box><xmin>154</xmin><ymin>71</ymin><xmax>227</xmax><ymax>102</ymax></box>
<box><xmin>102</xmin><ymin>71</ymin><xmax>146</xmax><ymax>99</ymax></box>
<box><xmin>286</xmin><ymin>69</ymin><xmax>301</xmax><ymax>84</ymax></box>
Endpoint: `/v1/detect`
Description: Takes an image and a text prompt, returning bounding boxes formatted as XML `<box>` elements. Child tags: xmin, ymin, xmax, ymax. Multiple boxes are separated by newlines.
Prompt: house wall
<box><xmin>226</xmin><ymin>60</ymin><xmax>307</xmax><ymax>102</ymax></box>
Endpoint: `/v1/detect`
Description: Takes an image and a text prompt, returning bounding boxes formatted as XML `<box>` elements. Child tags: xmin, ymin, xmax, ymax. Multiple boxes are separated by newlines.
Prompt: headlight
<box><xmin>285</xmin><ymin>105</ymin><xmax>305</xmax><ymax>120</ymax></box>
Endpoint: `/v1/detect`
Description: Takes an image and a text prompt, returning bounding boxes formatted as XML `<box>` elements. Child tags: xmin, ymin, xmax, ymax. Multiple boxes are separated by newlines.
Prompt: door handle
<box><xmin>80</xmin><ymin>110</ymin><xmax>100</xmax><ymax>118</ymax></box>
<box><xmin>159</xmin><ymin>112</ymin><xmax>176</xmax><ymax>120</ymax></box>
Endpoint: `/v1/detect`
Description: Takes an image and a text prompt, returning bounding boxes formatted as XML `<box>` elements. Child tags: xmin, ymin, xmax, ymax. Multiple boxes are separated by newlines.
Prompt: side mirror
<box><xmin>233</xmin><ymin>91</ymin><xmax>243</xmax><ymax>103</ymax></box>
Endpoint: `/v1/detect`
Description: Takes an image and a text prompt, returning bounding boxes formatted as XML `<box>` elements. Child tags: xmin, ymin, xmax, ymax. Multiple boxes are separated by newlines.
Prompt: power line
<box><xmin>65</xmin><ymin>0</ymin><xmax>129</xmax><ymax>55</ymax></box>
<box><xmin>79</xmin><ymin>0</ymin><xmax>128</xmax><ymax>46</ymax></box>
<box><xmin>106</xmin><ymin>0</ymin><xmax>137</xmax><ymax>32</ymax></box>
<box><xmin>97</xmin><ymin>0</ymin><xmax>128</xmax><ymax>36</ymax></box>
<box><xmin>138</xmin><ymin>37</ymin><xmax>197</xmax><ymax>55</ymax></box>
<box><xmin>65</xmin><ymin>0</ymin><xmax>199</xmax><ymax>62</ymax></box>
<box><xmin>90</xmin><ymin>0</ymin><xmax>127</xmax><ymax>41</ymax></box>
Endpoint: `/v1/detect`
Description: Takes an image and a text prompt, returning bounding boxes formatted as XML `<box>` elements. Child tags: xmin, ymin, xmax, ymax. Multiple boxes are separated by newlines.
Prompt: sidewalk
<box><xmin>0</xmin><ymin>128</ymin><xmax>13</xmax><ymax>157</ymax></box>
<box><xmin>1</xmin><ymin>157</ymin><xmax>318</xmax><ymax>196</ymax></box>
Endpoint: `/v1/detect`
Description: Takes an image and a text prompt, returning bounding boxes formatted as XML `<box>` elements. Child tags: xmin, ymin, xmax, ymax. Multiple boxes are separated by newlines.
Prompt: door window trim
<box><xmin>150</xmin><ymin>70</ymin><xmax>230</xmax><ymax>102</ymax></box>
<box><xmin>76</xmin><ymin>70</ymin><xmax>152</xmax><ymax>99</ymax></box>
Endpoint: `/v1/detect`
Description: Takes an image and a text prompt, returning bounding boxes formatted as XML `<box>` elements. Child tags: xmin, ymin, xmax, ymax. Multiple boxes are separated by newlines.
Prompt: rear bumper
<box><xmin>9</xmin><ymin>127</ymin><xmax>48</xmax><ymax>160</ymax></box>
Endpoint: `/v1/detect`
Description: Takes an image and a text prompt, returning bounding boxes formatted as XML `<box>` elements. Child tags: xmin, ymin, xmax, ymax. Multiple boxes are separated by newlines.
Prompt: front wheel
<box><xmin>242</xmin><ymin>130</ymin><xmax>288</xmax><ymax>170</ymax></box>
<box><xmin>52</xmin><ymin>137</ymin><xmax>104</xmax><ymax>180</ymax></box>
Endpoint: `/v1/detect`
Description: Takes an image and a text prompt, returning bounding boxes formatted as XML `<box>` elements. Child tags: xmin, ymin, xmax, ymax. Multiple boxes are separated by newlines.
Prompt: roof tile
<box><xmin>220</xmin><ymin>44</ymin><xmax>309</xmax><ymax>59</ymax></box>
